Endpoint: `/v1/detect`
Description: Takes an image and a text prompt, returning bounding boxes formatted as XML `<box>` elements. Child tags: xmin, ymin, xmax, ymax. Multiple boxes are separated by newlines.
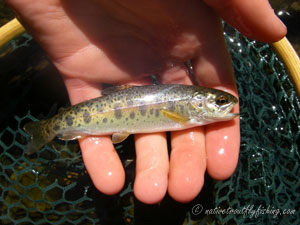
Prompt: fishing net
<box><xmin>0</xmin><ymin>22</ymin><xmax>299</xmax><ymax>225</ymax></box>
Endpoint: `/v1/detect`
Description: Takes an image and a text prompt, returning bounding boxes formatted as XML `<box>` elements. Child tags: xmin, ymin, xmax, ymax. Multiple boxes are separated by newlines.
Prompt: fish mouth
<box><xmin>218</xmin><ymin>102</ymin><xmax>239</xmax><ymax>120</ymax></box>
<box><xmin>222</xmin><ymin>112</ymin><xmax>239</xmax><ymax>120</ymax></box>
<box><xmin>210</xmin><ymin>110</ymin><xmax>239</xmax><ymax>121</ymax></box>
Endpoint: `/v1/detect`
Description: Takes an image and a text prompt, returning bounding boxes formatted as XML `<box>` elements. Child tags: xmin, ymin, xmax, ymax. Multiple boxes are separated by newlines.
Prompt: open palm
<box><xmin>7</xmin><ymin>0</ymin><xmax>286</xmax><ymax>203</ymax></box>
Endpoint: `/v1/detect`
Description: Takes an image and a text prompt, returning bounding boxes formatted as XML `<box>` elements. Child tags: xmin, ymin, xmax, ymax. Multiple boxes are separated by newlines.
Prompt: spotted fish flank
<box><xmin>130</xmin><ymin>112</ymin><xmax>135</xmax><ymax>119</ymax></box>
<box><xmin>168</xmin><ymin>101</ymin><xmax>175</xmax><ymax>112</ymax></box>
<box><xmin>83</xmin><ymin>111</ymin><xmax>91</xmax><ymax>123</ymax></box>
<box><xmin>65</xmin><ymin>115</ymin><xmax>73</xmax><ymax>126</ymax></box>
<box><xmin>155</xmin><ymin>109</ymin><xmax>160</xmax><ymax>117</ymax></box>
<box><xmin>24</xmin><ymin>84</ymin><xmax>238</xmax><ymax>154</ymax></box>
<box><xmin>53</xmin><ymin>124</ymin><xmax>60</xmax><ymax>131</ymax></box>
<box><xmin>139</xmin><ymin>104</ymin><xmax>147</xmax><ymax>116</ymax></box>
<box><xmin>74</xmin><ymin>106</ymin><xmax>80</xmax><ymax>115</ymax></box>
<box><xmin>114</xmin><ymin>104</ymin><xmax>122</xmax><ymax>119</ymax></box>
<box><xmin>96</xmin><ymin>103</ymin><xmax>103</xmax><ymax>113</ymax></box>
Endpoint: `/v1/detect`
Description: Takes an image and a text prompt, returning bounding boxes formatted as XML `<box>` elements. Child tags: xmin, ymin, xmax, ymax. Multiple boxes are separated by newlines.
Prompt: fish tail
<box><xmin>23</xmin><ymin>120</ymin><xmax>55</xmax><ymax>154</ymax></box>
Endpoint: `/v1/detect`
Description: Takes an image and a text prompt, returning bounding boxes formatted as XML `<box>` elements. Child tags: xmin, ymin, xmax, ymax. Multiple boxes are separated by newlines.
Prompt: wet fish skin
<box><xmin>24</xmin><ymin>84</ymin><xmax>238</xmax><ymax>154</ymax></box>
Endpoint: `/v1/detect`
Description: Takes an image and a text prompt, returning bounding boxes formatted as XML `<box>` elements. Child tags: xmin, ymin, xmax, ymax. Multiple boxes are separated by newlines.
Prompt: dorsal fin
<box><xmin>101</xmin><ymin>85</ymin><xmax>134</xmax><ymax>96</ymax></box>
<box><xmin>58</xmin><ymin>107</ymin><xmax>68</xmax><ymax>113</ymax></box>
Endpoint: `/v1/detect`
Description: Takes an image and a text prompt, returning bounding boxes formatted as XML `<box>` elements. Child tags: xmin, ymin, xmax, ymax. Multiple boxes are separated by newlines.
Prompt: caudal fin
<box><xmin>23</xmin><ymin>120</ymin><xmax>55</xmax><ymax>154</ymax></box>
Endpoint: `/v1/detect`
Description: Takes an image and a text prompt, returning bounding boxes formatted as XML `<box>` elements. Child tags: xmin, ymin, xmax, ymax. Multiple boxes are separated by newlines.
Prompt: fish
<box><xmin>23</xmin><ymin>84</ymin><xmax>238</xmax><ymax>154</ymax></box>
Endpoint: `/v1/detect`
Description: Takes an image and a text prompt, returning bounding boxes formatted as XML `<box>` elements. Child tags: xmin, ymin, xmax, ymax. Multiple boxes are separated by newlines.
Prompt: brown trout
<box><xmin>24</xmin><ymin>84</ymin><xmax>238</xmax><ymax>154</ymax></box>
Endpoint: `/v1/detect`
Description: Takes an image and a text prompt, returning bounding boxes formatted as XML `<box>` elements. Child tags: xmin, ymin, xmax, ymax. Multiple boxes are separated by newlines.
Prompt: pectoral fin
<box><xmin>161</xmin><ymin>110</ymin><xmax>189</xmax><ymax>124</ymax></box>
<box><xmin>112</xmin><ymin>132</ymin><xmax>130</xmax><ymax>144</ymax></box>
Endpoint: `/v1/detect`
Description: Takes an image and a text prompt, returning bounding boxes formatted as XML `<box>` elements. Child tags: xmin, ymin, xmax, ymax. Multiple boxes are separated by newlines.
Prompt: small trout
<box><xmin>24</xmin><ymin>84</ymin><xmax>238</xmax><ymax>154</ymax></box>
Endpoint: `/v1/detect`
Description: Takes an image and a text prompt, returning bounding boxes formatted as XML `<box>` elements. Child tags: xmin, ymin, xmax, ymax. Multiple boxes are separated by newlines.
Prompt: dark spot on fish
<box><xmin>139</xmin><ymin>104</ymin><xmax>147</xmax><ymax>116</ymax></box>
<box><xmin>155</xmin><ymin>109</ymin><xmax>160</xmax><ymax>117</ymax></box>
<box><xmin>150</xmin><ymin>108</ymin><xmax>154</xmax><ymax>115</ymax></box>
<box><xmin>83</xmin><ymin>111</ymin><xmax>91</xmax><ymax>123</ymax></box>
<box><xmin>110</xmin><ymin>119</ymin><xmax>114</xmax><ymax>123</ymax></box>
<box><xmin>103</xmin><ymin>118</ymin><xmax>108</xmax><ymax>123</ymax></box>
<box><xmin>65</xmin><ymin>115</ymin><xmax>73</xmax><ymax>126</ymax></box>
<box><xmin>180</xmin><ymin>105</ymin><xmax>185</xmax><ymax>114</ymax></box>
<box><xmin>53</xmin><ymin>124</ymin><xmax>60</xmax><ymax>131</ymax></box>
<box><xmin>96</xmin><ymin>103</ymin><xmax>103</xmax><ymax>113</ymax></box>
<box><xmin>125</xmin><ymin>117</ymin><xmax>128</xmax><ymax>121</ymax></box>
<box><xmin>96</xmin><ymin>121</ymin><xmax>99</xmax><ymax>125</ymax></box>
<box><xmin>86</xmin><ymin>101</ymin><xmax>93</xmax><ymax>108</ymax></box>
<box><xmin>127</xmin><ymin>99</ymin><xmax>134</xmax><ymax>106</ymax></box>
<box><xmin>114</xmin><ymin>104</ymin><xmax>122</xmax><ymax>119</ymax></box>
<box><xmin>168</xmin><ymin>101</ymin><xmax>175</xmax><ymax>112</ymax></box>
<box><xmin>58</xmin><ymin>114</ymin><xmax>63</xmax><ymax>121</ymax></box>
<box><xmin>74</xmin><ymin>106</ymin><xmax>80</xmax><ymax>115</ymax></box>
<box><xmin>130</xmin><ymin>112</ymin><xmax>135</xmax><ymax>119</ymax></box>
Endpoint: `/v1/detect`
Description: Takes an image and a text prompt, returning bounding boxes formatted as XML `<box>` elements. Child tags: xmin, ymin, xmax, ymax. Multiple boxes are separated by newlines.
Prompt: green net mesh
<box><xmin>0</xmin><ymin>23</ymin><xmax>299</xmax><ymax>224</ymax></box>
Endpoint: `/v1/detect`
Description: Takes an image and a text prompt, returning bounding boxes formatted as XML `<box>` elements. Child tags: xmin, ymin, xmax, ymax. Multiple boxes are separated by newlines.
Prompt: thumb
<box><xmin>203</xmin><ymin>0</ymin><xmax>287</xmax><ymax>43</ymax></box>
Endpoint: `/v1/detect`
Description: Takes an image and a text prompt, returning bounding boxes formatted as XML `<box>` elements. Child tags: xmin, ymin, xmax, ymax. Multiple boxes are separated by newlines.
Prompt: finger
<box><xmin>64</xmin><ymin>78</ymin><xmax>125</xmax><ymax>194</ymax></box>
<box><xmin>160</xmin><ymin>68</ymin><xmax>207</xmax><ymax>203</ymax></box>
<box><xmin>6</xmin><ymin>0</ymin><xmax>133</xmax><ymax>83</ymax></box>
<box><xmin>205</xmin><ymin>88</ymin><xmax>240</xmax><ymax>180</ymax></box>
<box><xmin>133</xmin><ymin>67</ymin><xmax>197</xmax><ymax>204</ymax></box>
<box><xmin>168</xmin><ymin>128</ymin><xmax>206</xmax><ymax>203</ymax></box>
<box><xmin>203</xmin><ymin>0</ymin><xmax>286</xmax><ymax>42</ymax></box>
<box><xmin>134</xmin><ymin>133</ymin><xmax>169</xmax><ymax>204</ymax></box>
<box><xmin>192</xmin><ymin>16</ymin><xmax>240</xmax><ymax>180</ymax></box>
<box><xmin>5</xmin><ymin>0</ymin><xmax>80</xmax><ymax>57</ymax></box>
<box><xmin>79</xmin><ymin>136</ymin><xmax>125</xmax><ymax>194</ymax></box>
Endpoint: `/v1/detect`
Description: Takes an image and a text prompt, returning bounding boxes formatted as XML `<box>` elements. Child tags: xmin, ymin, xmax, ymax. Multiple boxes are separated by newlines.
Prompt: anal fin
<box><xmin>112</xmin><ymin>132</ymin><xmax>130</xmax><ymax>144</ymax></box>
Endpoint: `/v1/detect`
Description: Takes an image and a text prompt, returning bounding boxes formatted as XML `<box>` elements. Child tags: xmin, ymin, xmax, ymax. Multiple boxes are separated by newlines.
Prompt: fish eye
<box><xmin>216</xmin><ymin>95</ymin><xmax>229</xmax><ymax>106</ymax></box>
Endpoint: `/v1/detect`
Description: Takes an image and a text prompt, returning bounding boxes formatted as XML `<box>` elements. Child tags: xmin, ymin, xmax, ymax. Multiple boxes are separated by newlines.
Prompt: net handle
<box><xmin>271</xmin><ymin>38</ymin><xmax>300</xmax><ymax>98</ymax></box>
<box><xmin>0</xmin><ymin>18</ymin><xmax>25</xmax><ymax>48</ymax></box>
<box><xmin>1</xmin><ymin>18</ymin><xmax>300</xmax><ymax>98</ymax></box>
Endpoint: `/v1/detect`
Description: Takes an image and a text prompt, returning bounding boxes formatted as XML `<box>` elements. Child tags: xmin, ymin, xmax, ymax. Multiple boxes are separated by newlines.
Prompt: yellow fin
<box><xmin>102</xmin><ymin>85</ymin><xmax>134</xmax><ymax>96</ymax></box>
<box><xmin>161</xmin><ymin>110</ymin><xmax>189</xmax><ymax>124</ymax></box>
<box><xmin>112</xmin><ymin>132</ymin><xmax>130</xmax><ymax>144</ymax></box>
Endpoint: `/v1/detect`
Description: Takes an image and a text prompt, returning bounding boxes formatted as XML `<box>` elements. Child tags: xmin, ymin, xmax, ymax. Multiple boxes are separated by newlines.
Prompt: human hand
<box><xmin>6</xmin><ymin>0</ymin><xmax>286</xmax><ymax>203</ymax></box>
